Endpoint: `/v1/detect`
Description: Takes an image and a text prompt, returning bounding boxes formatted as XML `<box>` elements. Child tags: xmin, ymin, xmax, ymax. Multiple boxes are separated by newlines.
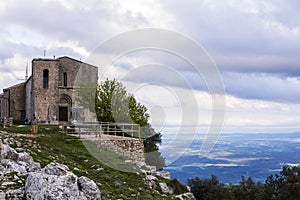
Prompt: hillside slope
<box><xmin>0</xmin><ymin>125</ymin><xmax>195</xmax><ymax>200</ymax></box>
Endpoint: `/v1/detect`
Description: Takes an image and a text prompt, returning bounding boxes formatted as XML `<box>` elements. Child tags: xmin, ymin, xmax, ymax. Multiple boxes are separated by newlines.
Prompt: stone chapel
<box><xmin>0</xmin><ymin>56</ymin><xmax>98</xmax><ymax>124</ymax></box>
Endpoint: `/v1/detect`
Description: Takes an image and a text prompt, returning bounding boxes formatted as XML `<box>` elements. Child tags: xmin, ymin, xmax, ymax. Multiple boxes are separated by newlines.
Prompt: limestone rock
<box><xmin>155</xmin><ymin>171</ymin><xmax>171</xmax><ymax>179</ymax></box>
<box><xmin>42</xmin><ymin>162</ymin><xmax>69</xmax><ymax>176</ymax></box>
<box><xmin>15</xmin><ymin>147</ymin><xmax>24</xmax><ymax>152</ymax></box>
<box><xmin>0</xmin><ymin>142</ymin><xmax>40</xmax><ymax>176</ymax></box>
<box><xmin>25</xmin><ymin>162</ymin><xmax>101</xmax><ymax>200</ymax></box>
<box><xmin>0</xmin><ymin>192</ymin><xmax>5</xmax><ymax>199</ymax></box>
<box><xmin>78</xmin><ymin>176</ymin><xmax>101</xmax><ymax>200</ymax></box>
<box><xmin>159</xmin><ymin>182</ymin><xmax>173</xmax><ymax>194</ymax></box>
<box><xmin>96</xmin><ymin>167</ymin><xmax>104</xmax><ymax>172</ymax></box>
<box><xmin>0</xmin><ymin>143</ymin><xmax>18</xmax><ymax>161</ymax></box>
<box><xmin>25</xmin><ymin>171</ymin><xmax>82</xmax><ymax>199</ymax></box>
<box><xmin>3</xmin><ymin>138</ymin><xmax>16</xmax><ymax>146</ymax></box>
<box><xmin>0</xmin><ymin>139</ymin><xmax>101</xmax><ymax>200</ymax></box>
<box><xmin>5</xmin><ymin>187</ymin><xmax>25</xmax><ymax>199</ymax></box>
<box><xmin>175</xmin><ymin>192</ymin><xmax>196</xmax><ymax>200</ymax></box>
<box><xmin>3</xmin><ymin>137</ymin><xmax>22</xmax><ymax>147</ymax></box>
<box><xmin>143</xmin><ymin>176</ymin><xmax>157</xmax><ymax>190</ymax></box>
<box><xmin>1</xmin><ymin>159</ymin><xmax>27</xmax><ymax>176</ymax></box>
<box><xmin>18</xmin><ymin>152</ymin><xmax>41</xmax><ymax>172</ymax></box>
<box><xmin>146</xmin><ymin>175</ymin><xmax>158</xmax><ymax>181</ymax></box>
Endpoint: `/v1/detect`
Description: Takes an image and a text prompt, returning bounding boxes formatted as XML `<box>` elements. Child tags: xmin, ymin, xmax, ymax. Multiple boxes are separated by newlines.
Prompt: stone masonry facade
<box><xmin>0</xmin><ymin>56</ymin><xmax>98</xmax><ymax>124</ymax></box>
<box><xmin>1</xmin><ymin>83</ymin><xmax>26</xmax><ymax>121</ymax></box>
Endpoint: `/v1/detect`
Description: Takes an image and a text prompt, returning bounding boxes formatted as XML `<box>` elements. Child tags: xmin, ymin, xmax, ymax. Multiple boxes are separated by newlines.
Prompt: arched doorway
<box><xmin>58</xmin><ymin>94</ymin><xmax>72</xmax><ymax>122</ymax></box>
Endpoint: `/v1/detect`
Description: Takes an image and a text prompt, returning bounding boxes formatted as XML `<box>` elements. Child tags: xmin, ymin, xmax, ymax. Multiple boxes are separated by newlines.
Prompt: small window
<box><xmin>63</xmin><ymin>73</ymin><xmax>67</xmax><ymax>87</ymax></box>
<box><xmin>43</xmin><ymin>69</ymin><xmax>49</xmax><ymax>88</ymax></box>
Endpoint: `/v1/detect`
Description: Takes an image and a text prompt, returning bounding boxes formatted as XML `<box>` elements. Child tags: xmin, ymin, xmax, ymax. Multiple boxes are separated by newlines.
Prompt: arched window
<box><xmin>43</xmin><ymin>69</ymin><xmax>49</xmax><ymax>89</ymax></box>
<box><xmin>63</xmin><ymin>72</ymin><xmax>67</xmax><ymax>87</ymax></box>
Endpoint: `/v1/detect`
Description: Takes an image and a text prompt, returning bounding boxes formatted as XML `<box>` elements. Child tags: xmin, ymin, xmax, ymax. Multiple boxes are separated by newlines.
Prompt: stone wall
<box><xmin>2</xmin><ymin>83</ymin><xmax>26</xmax><ymax>121</ymax></box>
<box><xmin>25</xmin><ymin>77</ymin><xmax>32</xmax><ymax>121</ymax></box>
<box><xmin>58</xmin><ymin>57</ymin><xmax>98</xmax><ymax>88</ymax></box>
<box><xmin>31</xmin><ymin>57</ymin><xmax>98</xmax><ymax>123</ymax></box>
<box><xmin>32</xmin><ymin>58</ymin><xmax>60</xmax><ymax>123</ymax></box>
<box><xmin>57</xmin><ymin>57</ymin><xmax>98</xmax><ymax>123</ymax></box>
<box><xmin>0</xmin><ymin>94</ymin><xmax>5</xmax><ymax>119</ymax></box>
<box><xmin>94</xmin><ymin>136</ymin><xmax>145</xmax><ymax>163</ymax></box>
<box><xmin>1</xmin><ymin>89</ymin><xmax>9</xmax><ymax>120</ymax></box>
<box><xmin>65</xmin><ymin>57</ymin><xmax>98</xmax><ymax>122</ymax></box>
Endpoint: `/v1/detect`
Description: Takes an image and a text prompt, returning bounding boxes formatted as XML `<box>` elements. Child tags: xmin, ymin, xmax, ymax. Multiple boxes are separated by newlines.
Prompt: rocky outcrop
<box><xmin>0</xmin><ymin>134</ymin><xmax>195</xmax><ymax>199</ymax></box>
<box><xmin>0</xmin><ymin>138</ymin><xmax>40</xmax><ymax>199</ymax></box>
<box><xmin>0</xmin><ymin>138</ymin><xmax>41</xmax><ymax>180</ymax></box>
<box><xmin>0</xmin><ymin>138</ymin><xmax>101</xmax><ymax>200</ymax></box>
<box><xmin>159</xmin><ymin>182</ymin><xmax>174</xmax><ymax>194</ymax></box>
<box><xmin>176</xmin><ymin>192</ymin><xmax>197</xmax><ymax>200</ymax></box>
<box><xmin>25</xmin><ymin>162</ymin><xmax>101</xmax><ymax>200</ymax></box>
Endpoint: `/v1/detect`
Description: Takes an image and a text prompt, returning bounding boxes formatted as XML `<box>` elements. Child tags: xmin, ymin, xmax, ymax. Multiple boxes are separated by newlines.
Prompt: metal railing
<box><xmin>70</xmin><ymin>122</ymin><xmax>141</xmax><ymax>139</ymax></box>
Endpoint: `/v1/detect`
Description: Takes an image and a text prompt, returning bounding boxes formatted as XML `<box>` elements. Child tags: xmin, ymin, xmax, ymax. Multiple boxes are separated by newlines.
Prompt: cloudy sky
<box><xmin>1</xmin><ymin>0</ymin><xmax>300</xmax><ymax>134</ymax></box>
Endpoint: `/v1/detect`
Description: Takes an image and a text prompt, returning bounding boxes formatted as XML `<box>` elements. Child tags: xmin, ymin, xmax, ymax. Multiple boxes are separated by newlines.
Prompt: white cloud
<box><xmin>47</xmin><ymin>40</ymin><xmax>90</xmax><ymax>58</ymax></box>
<box><xmin>112</xmin><ymin>80</ymin><xmax>300</xmax><ymax>134</ymax></box>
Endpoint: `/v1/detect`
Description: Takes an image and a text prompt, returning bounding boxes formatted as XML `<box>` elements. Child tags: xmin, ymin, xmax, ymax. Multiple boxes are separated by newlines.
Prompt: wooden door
<box><xmin>59</xmin><ymin>107</ymin><xmax>68</xmax><ymax>121</ymax></box>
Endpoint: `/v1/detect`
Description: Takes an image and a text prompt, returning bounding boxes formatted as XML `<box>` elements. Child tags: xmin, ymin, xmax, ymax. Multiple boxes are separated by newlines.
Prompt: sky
<box><xmin>1</xmin><ymin>0</ymin><xmax>300</xmax><ymax>134</ymax></box>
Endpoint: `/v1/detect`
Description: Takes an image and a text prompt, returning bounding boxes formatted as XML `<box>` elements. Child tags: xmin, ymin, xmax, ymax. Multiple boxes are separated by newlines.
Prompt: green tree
<box><xmin>188</xmin><ymin>175</ymin><xmax>231</xmax><ymax>200</ymax></box>
<box><xmin>264</xmin><ymin>166</ymin><xmax>300</xmax><ymax>200</ymax></box>
<box><xmin>129</xmin><ymin>96</ymin><xmax>149</xmax><ymax>126</ymax></box>
<box><xmin>187</xmin><ymin>166</ymin><xmax>300</xmax><ymax>200</ymax></box>
<box><xmin>234</xmin><ymin>176</ymin><xmax>264</xmax><ymax>200</ymax></box>
<box><xmin>95</xmin><ymin>79</ymin><xmax>127</xmax><ymax>122</ymax></box>
<box><xmin>78</xmin><ymin>78</ymin><xmax>165</xmax><ymax>169</ymax></box>
<box><xmin>94</xmin><ymin>79</ymin><xmax>150</xmax><ymax>126</ymax></box>
<box><xmin>144</xmin><ymin>133</ymin><xmax>165</xmax><ymax>170</ymax></box>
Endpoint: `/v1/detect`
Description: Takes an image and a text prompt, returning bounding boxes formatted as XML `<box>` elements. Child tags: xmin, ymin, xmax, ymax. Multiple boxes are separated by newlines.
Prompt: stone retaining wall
<box><xmin>94</xmin><ymin>137</ymin><xmax>145</xmax><ymax>163</ymax></box>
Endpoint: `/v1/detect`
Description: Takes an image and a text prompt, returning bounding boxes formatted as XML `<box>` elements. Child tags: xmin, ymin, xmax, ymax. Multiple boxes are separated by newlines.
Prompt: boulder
<box><xmin>3</xmin><ymin>138</ymin><xmax>16</xmax><ymax>146</ymax></box>
<box><xmin>0</xmin><ymin>143</ymin><xmax>19</xmax><ymax>161</ymax></box>
<box><xmin>18</xmin><ymin>152</ymin><xmax>41</xmax><ymax>172</ymax></box>
<box><xmin>0</xmin><ymin>142</ymin><xmax>40</xmax><ymax>176</ymax></box>
<box><xmin>25</xmin><ymin>162</ymin><xmax>101</xmax><ymax>200</ymax></box>
<box><xmin>0</xmin><ymin>192</ymin><xmax>5</xmax><ymax>199</ymax></box>
<box><xmin>78</xmin><ymin>176</ymin><xmax>101</xmax><ymax>200</ymax></box>
<box><xmin>155</xmin><ymin>171</ymin><xmax>171</xmax><ymax>179</ymax></box>
<box><xmin>145</xmin><ymin>175</ymin><xmax>158</xmax><ymax>181</ymax></box>
<box><xmin>1</xmin><ymin>159</ymin><xmax>27</xmax><ymax>176</ymax></box>
<box><xmin>143</xmin><ymin>176</ymin><xmax>157</xmax><ymax>190</ymax></box>
<box><xmin>159</xmin><ymin>182</ymin><xmax>173</xmax><ymax>194</ymax></box>
<box><xmin>175</xmin><ymin>192</ymin><xmax>196</xmax><ymax>200</ymax></box>
<box><xmin>42</xmin><ymin>162</ymin><xmax>70</xmax><ymax>176</ymax></box>
<box><xmin>5</xmin><ymin>187</ymin><xmax>25</xmax><ymax>199</ymax></box>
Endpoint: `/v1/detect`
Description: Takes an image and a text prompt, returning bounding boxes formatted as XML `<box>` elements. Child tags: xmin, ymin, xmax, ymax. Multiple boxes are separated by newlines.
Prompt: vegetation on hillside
<box><xmin>0</xmin><ymin>125</ymin><xmax>185</xmax><ymax>199</ymax></box>
<box><xmin>76</xmin><ymin>79</ymin><xmax>165</xmax><ymax>169</ymax></box>
<box><xmin>188</xmin><ymin>165</ymin><xmax>300</xmax><ymax>200</ymax></box>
